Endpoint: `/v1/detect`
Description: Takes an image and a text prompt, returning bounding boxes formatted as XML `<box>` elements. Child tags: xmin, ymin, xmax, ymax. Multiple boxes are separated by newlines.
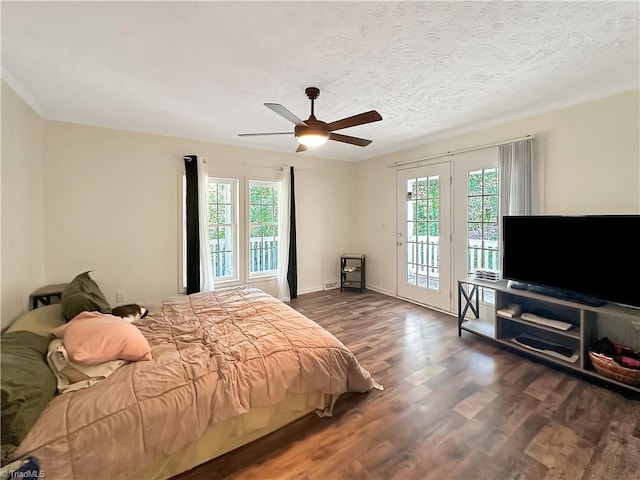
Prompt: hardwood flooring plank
<box><xmin>580</xmin><ymin>436</ymin><xmax>640</xmax><ymax>480</ymax></box>
<box><xmin>525</xmin><ymin>422</ymin><xmax>585</xmax><ymax>469</ymax></box>
<box><xmin>455</xmin><ymin>417</ymin><xmax>508</xmax><ymax>457</ymax></box>
<box><xmin>411</xmin><ymin>433</ymin><xmax>473</xmax><ymax>479</ymax></box>
<box><xmin>447</xmin><ymin>449</ymin><xmax>504</xmax><ymax>480</ymax></box>
<box><xmin>330</xmin><ymin>459</ymin><xmax>376</xmax><ymax>480</ymax></box>
<box><xmin>468</xmin><ymin>388</ymin><xmax>541</xmax><ymax>456</ymax></box>
<box><xmin>453</xmin><ymin>387</ymin><xmax>499</xmax><ymax>420</ymax></box>
<box><xmin>534</xmin><ymin>376</ymin><xmax>579</xmax><ymax>419</ymax></box>
<box><xmin>524</xmin><ymin>369</ymin><xmax>566</xmax><ymax>402</ymax></box>
<box><xmin>580</xmin><ymin>400</ymin><xmax>640</xmax><ymax>480</ymax></box>
<box><xmin>551</xmin><ymin>383</ymin><xmax>621</xmax><ymax>445</ymax></box>
<box><xmin>489</xmin><ymin>413</ymin><xmax>550</xmax><ymax>480</ymax></box>
<box><xmin>543</xmin><ymin>434</ymin><xmax>594</xmax><ymax>480</ymax></box>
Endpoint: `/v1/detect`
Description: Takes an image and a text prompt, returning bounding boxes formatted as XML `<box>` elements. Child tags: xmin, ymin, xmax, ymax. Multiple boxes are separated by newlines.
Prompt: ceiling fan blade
<box><xmin>238</xmin><ymin>132</ymin><xmax>292</xmax><ymax>137</ymax></box>
<box><xmin>329</xmin><ymin>133</ymin><xmax>372</xmax><ymax>147</ymax></box>
<box><xmin>327</xmin><ymin>110</ymin><xmax>382</xmax><ymax>132</ymax></box>
<box><xmin>296</xmin><ymin>144</ymin><xmax>308</xmax><ymax>153</ymax></box>
<box><xmin>264</xmin><ymin>103</ymin><xmax>307</xmax><ymax>126</ymax></box>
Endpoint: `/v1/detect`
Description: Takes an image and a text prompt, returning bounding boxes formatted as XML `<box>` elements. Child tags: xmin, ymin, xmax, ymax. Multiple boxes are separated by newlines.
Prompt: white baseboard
<box><xmin>297</xmin><ymin>284</ymin><xmax>396</xmax><ymax>298</ymax></box>
<box><xmin>296</xmin><ymin>283</ymin><xmax>454</xmax><ymax>316</ymax></box>
<box><xmin>297</xmin><ymin>286</ymin><xmax>324</xmax><ymax>295</ymax></box>
<box><xmin>297</xmin><ymin>284</ymin><xmax>396</xmax><ymax>297</ymax></box>
<box><xmin>365</xmin><ymin>284</ymin><xmax>395</xmax><ymax>297</ymax></box>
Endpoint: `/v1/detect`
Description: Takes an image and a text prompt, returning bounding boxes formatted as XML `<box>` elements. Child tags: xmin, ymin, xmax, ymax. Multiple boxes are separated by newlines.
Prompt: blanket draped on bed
<box><xmin>15</xmin><ymin>286</ymin><xmax>377</xmax><ymax>479</ymax></box>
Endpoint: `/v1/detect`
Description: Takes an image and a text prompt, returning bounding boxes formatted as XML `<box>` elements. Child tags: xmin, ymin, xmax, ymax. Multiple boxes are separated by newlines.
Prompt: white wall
<box><xmin>355</xmin><ymin>89</ymin><xmax>640</xmax><ymax>296</ymax></box>
<box><xmin>1</xmin><ymin>81</ymin><xmax>45</xmax><ymax>328</ymax></box>
<box><xmin>42</xmin><ymin>121</ymin><xmax>357</xmax><ymax>306</ymax></box>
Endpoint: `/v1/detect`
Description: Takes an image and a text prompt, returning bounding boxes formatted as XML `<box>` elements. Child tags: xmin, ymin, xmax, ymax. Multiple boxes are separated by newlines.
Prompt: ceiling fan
<box><xmin>238</xmin><ymin>87</ymin><xmax>383</xmax><ymax>153</ymax></box>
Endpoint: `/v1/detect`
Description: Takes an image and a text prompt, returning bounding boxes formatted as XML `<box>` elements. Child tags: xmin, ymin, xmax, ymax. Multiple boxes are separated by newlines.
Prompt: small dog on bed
<box><xmin>111</xmin><ymin>304</ymin><xmax>148</xmax><ymax>323</ymax></box>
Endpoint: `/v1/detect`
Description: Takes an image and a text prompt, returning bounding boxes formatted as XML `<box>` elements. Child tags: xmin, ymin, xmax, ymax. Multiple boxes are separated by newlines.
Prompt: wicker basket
<box><xmin>589</xmin><ymin>350</ymin><xmax>640</xmax><ymax>386</ymax></box>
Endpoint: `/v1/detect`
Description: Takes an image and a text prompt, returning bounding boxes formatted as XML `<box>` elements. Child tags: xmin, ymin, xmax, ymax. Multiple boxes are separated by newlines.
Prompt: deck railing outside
<box><xmin>406</xmin><ymin>237</ymin><xmax>499</xmax><ymax>300</ymax></box>
<box><xmin>210</xmin><ymin>237</ymin><xmax>278</xmax><ymax>277</ymax></box>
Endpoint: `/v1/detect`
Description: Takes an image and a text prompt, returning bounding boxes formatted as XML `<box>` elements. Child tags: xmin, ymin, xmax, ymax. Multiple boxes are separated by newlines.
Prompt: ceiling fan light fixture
<box><xmin>295</xmin><ymin>129</ymin><xmax>329</xmax><ymax>147</ymax></box>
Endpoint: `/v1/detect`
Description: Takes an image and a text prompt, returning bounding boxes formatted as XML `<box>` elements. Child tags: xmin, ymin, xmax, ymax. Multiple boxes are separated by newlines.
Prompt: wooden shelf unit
<box><xmin>458</xmin><ymin>278</ymin><xmax>640</xmax><ymax>393</ymax></box>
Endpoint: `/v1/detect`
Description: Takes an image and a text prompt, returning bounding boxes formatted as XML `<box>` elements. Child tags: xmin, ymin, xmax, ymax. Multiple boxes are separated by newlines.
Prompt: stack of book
<box><xmin>473</xmin><ymin>268</ymin><xmax>502</xmax><ymax>282</ymax></box>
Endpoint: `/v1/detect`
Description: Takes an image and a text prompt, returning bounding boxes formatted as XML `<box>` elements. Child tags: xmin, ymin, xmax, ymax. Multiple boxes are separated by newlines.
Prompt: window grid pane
<box><xmin>208</xmin><ymin>180</ymin><xmax>236</xmax><ymax>279</ymax></box>
<box><xmin>249</xmin><ymin>182</ymin><xmax>279</xmax><ymax>274</ymax></box>
<box><xmin>406</xmin><ymin>175</ymin><xmax>440</xmax><ymax>290</ymax></box>
<box><xmin>467</xmin><ymin>168</ymin><xmax>499</xmax><ymax>303</ymax></box>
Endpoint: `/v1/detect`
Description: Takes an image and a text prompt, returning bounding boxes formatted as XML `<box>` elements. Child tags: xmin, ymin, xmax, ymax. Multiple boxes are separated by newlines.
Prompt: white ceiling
<box><xmin>2</xmin><ymin>1</ymin><xmax>639</xmax><ymax>162</ymax></box>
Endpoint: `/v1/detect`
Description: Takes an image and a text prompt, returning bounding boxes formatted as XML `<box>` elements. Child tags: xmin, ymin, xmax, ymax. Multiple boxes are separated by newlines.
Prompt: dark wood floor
<box><xmin>175</xmin><ymin>289</ymin><xmax>640</xmax><ymax>480</ymax></box>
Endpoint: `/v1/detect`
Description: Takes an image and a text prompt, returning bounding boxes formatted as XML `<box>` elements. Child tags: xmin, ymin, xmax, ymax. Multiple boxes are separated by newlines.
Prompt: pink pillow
<box><xmin>53</xmin><ymin>311</ymin><xmax>152</xmax><ymax>365</ymax></box>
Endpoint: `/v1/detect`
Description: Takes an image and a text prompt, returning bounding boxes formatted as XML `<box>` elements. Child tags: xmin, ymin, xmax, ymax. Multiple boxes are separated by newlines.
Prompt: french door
<box><xmin>396</xmin><ymin>163</ymin><xmax>452</xmax><ymax>311</ymax></box>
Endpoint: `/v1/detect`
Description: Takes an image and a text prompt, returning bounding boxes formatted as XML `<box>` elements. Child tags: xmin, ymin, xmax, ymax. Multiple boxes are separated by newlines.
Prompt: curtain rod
<box><xmin>180</xmin><ymin>156</ymin><xmax>284</xmax><ymax>171</ymax></box>
<box><xmin>180</xmin><ymin>156</ymin><xmax>291</xmax><ymax>172</ymax></box>
<box><xmin>239</xmin><ymin>163</ymin><xmax>287</xmax><ymax>171</ymax></box>
<box><xmin>387</xmin><ymin>134</ymin><xmax>534</xmax><ymax>168</ymax></box>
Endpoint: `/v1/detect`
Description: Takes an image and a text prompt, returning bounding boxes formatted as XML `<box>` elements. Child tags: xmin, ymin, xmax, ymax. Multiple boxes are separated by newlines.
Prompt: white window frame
<box><xmin>247</xmin><ymin>179</ymin><xmax>279</xmax><ymax>280</ymax></box>
<box><xmin>208</xmin><ymin>177</ymin><xmax>239</xmax><ymax>285</ymax></box>
<box><xmin>179</xmin><ymin>172</ymin><xmax>280</xmax><ymax>292</ymax></box>
<box><xmin>452</xmin><ymin>148</ymin><xmax>500</xmax><ymax>308</ymax></box>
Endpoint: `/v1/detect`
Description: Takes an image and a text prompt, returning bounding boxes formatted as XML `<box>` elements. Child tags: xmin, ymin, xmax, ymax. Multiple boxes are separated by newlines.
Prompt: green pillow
<box><xmin>61</xmin><ymin>271</ymin><xmax>111</xmax><ymax>321</ymax></box>
<box><xmin>1</xmin><ymin>331</ymin><xmax>57</xmax><ymax>464</ymax></box>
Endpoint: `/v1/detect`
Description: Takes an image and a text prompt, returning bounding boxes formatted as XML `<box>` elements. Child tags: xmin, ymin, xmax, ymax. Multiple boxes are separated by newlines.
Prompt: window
<box><xmin>467</xmin><ymin>167</ymin><xmax>499</xmax><ymax>302</ymax></box>
<box><xmin>181</xmin><ymin>175</ymin><xmax>280</xmax><ymax>290</ymax></box>
<box><xmin>248</xmin><ymin>181</ymin><xmax>279</xmax><ymax>277</ymax></box>
<box><xmin>208</xmin><ymin>178</ymin><xmax>238</xmax><ymax>281</ymax></box>
<box><xmin>467</xmin><ymin>168</ymin><xmax>499</xmax><ymax>273</ymax></box>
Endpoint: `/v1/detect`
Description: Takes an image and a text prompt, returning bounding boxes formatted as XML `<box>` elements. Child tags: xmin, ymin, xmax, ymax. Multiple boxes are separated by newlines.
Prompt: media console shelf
<box><xmin>458</xmin><ymin>277</ymin><xmax>640</xmax><ymax>393</ymax></box>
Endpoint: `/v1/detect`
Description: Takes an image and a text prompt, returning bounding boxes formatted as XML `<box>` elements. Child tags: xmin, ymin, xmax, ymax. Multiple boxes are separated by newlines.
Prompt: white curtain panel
<box><xmin>499</xmin><ymin>138</ymin><xmax>533</xmax><ymax>217</ymax></box>
<box><xmin>276</xmin><ymin>166</ymin><xmax>291</xmax><ymax>302</ymax></box>
<box><xmin>197</xmin><ymin>158</ymin><xmax>214</xmax><ymax>292</ymax></box>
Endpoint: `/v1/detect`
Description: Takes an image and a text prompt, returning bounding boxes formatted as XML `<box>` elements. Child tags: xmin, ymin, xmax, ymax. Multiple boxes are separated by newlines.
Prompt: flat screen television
<box><xmin>502</xmin><ymin>215</ymin><xmax>640</xmax><ymax>308</ymax></box>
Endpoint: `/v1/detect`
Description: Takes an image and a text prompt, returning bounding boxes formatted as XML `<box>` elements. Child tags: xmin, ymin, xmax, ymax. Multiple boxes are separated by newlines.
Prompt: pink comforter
<box><xmin>15</xmin><ymin>286</ymin><xmax>376</xmax><ymax>479</ymax></box>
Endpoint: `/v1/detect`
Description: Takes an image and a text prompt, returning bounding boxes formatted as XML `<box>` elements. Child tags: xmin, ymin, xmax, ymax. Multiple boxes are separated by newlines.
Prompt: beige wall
<box><xmin>355</xmin><ymin>89</ymin><xmax>640</xmax><ymax>295</ymax></box>
<box><xmin>1</xmin><ymin>81</ymin><xmax>45</xmax><ymax>328</ymax></box>
<box><xmin>42</xmin><ymin>121</ymin><xmax>356</xmax><ymax>306</ymax></box>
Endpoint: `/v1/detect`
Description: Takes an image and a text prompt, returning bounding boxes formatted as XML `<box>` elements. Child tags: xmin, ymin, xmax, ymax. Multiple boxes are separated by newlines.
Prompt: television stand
<box><xmin>527</xmin><ymin>285</ymin><xmax>606</xmax><ymax>307</ymax></box>
<box><xmin>457</xmin><ymin>277</ymin><xmax>640</xmax><ymax>394</ymax></box>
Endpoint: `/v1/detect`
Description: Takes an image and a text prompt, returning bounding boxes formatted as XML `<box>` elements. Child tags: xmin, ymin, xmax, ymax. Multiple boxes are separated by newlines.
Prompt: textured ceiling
<box><xmin>2</xmin><ymin>1</ymin><xmax>639</xmax><ymax>162</ymax></box>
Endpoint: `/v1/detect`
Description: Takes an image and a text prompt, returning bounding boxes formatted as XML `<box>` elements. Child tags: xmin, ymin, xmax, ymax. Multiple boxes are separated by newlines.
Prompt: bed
<box><xmin>3</xmin><ymin>285</ymin><xmax>380</xmax><ymax>479</ymax></box>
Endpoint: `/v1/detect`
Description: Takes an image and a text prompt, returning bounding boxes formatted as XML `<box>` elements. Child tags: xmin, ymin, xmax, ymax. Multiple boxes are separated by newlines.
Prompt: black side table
<box><xmin>30</xmin><ymin>283</ymin><xmax>68</xmax><ymax>310</ymax></box>
<box><xmin>340</xmin><ymin>254</ymin><xmax>365</xmax><ymax>293</ymax></box>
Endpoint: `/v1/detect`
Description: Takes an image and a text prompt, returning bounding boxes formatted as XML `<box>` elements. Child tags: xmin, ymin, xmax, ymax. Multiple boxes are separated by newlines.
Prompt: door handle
<box><xmin>396</xmin><ymin>241</ymin><xmax>403</xmax><ymax>246</ymax></box>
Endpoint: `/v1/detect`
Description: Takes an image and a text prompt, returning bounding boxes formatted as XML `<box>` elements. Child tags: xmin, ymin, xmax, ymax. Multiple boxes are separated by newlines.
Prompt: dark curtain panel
<box><xmin>287</xmin><ymin>166</ymin><xmax>298</xmax><ymax>298</ymax></box>
<box><xmin>183</xmin><ymin>155</ymin><xmax>200</xmax><ymax>294</ymax></box>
